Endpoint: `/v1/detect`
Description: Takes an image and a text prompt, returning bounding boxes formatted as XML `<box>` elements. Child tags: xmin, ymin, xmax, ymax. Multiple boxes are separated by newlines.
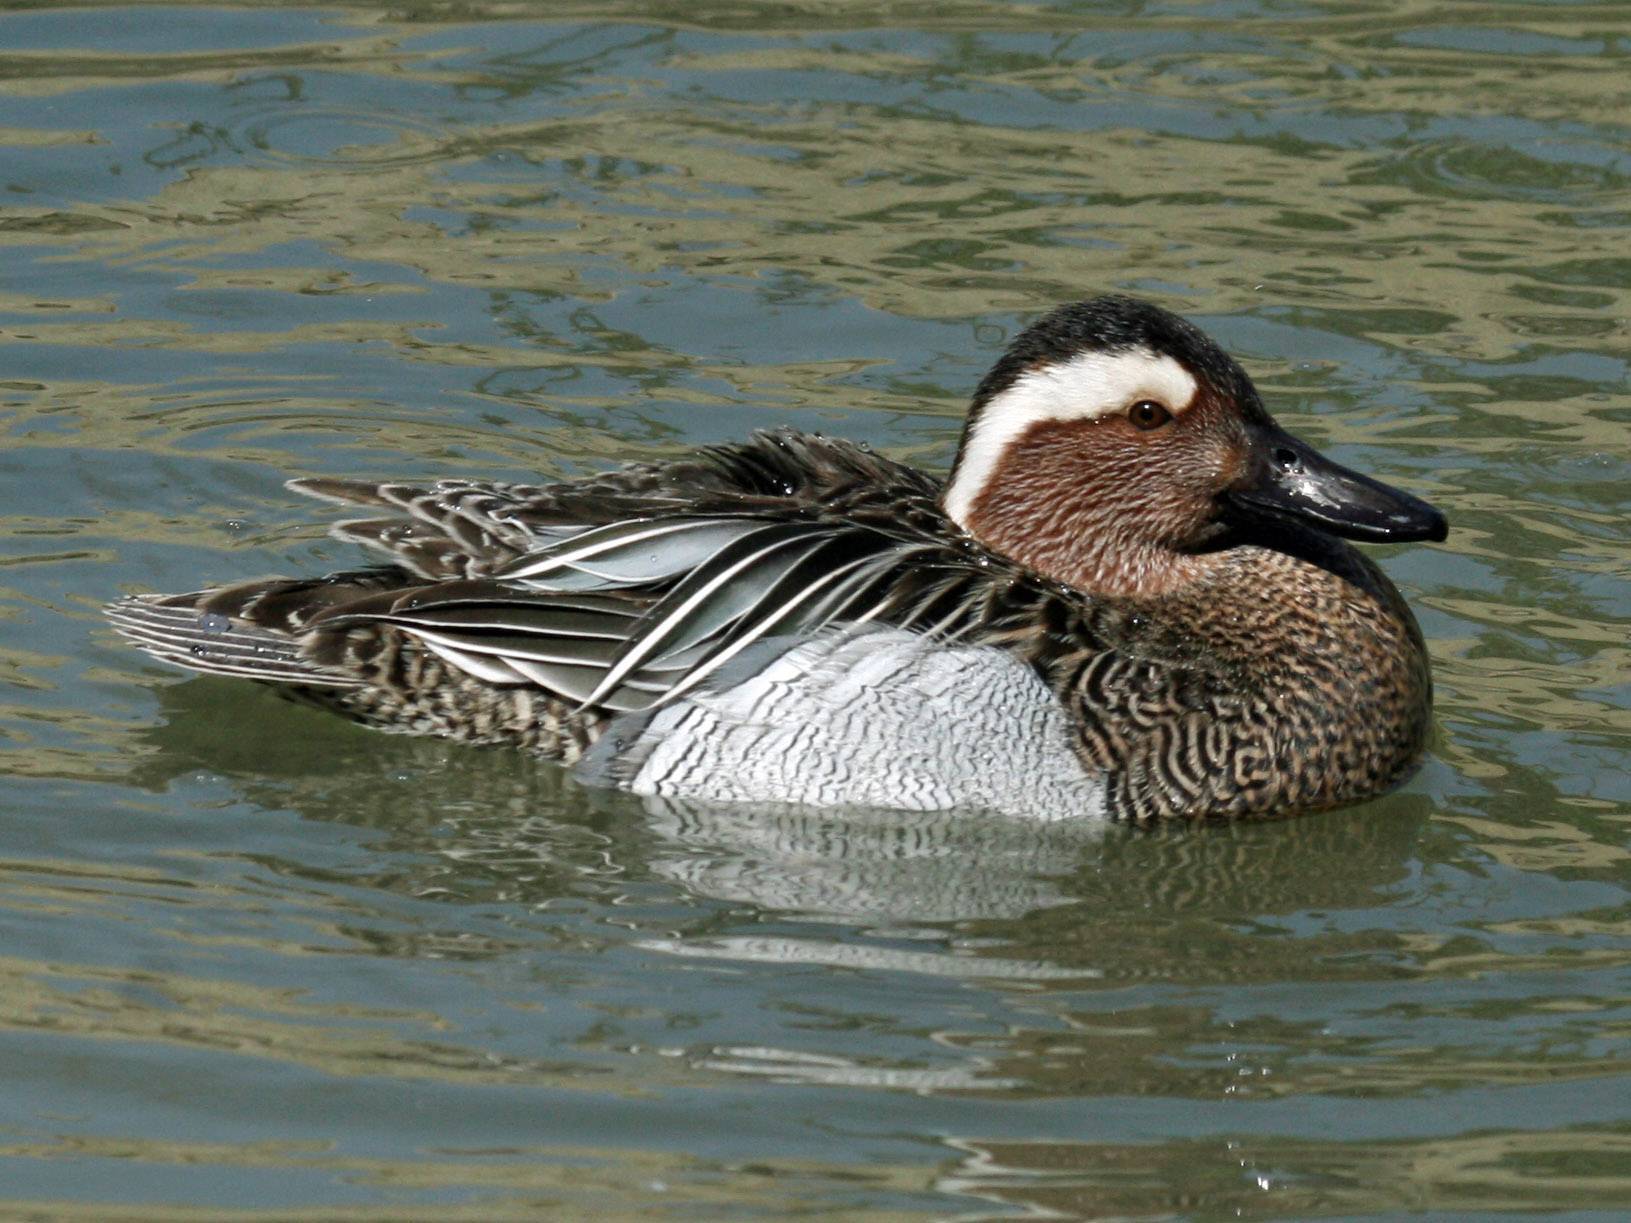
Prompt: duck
<box><xmin>106</xmin><ymin>295</ymin><xmax>1447</xmax><ymax>822</ymax></box>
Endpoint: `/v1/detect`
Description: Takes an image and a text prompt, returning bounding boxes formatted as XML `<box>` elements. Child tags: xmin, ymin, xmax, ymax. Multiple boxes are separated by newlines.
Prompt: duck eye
<box><xmin>1128</xmin><ymin>400</ymin><xmax>1173</xmax><ymax>431</ymax></box>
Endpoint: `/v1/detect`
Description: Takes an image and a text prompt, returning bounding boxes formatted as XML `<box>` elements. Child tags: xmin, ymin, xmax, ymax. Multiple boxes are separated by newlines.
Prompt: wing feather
<box><xmin>499</xmin><ymin>518</ymin><xmax>767</xmax><ymax>587</ymax></box>
<box><xmin>113</xmin><ymin>437</ymin><xmax>1033</xmax><ymax>718</ymax></box>
<box><xmin>653</xmin><ymin>545</ymin><xmax>907</xmax><ymax>704</ymax></box>
<box><xmin>580</xmin><ymin>524</ymin><xmax>823</xmax><ymax>708</ymax></box>
<box><xmin>337</xmin><ymin>515</ymin><xmax>950</xmax><ymax>713</ymax></box>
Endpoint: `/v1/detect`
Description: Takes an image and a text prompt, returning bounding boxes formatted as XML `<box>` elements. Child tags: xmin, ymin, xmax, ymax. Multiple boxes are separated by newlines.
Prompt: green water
<box><xmin>1</xmin><ymin>2</ymin><xmax>1627</xmax><ymax>1216</ymax></box>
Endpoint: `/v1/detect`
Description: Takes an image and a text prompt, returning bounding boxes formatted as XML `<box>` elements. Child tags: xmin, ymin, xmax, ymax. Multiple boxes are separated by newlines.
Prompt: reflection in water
<box><xmin>129</xmin><ymin>675</ymin><xmax>1427</xmax><ymax>955</ymax></box>
<box><xmin>121</xmin><ymin>675</ymin><xmax>1451</xmax><ymax>1108</ymax></box>
<box><xmin>236</xmin><ymin>106</ymin><xmax>456</xmax><ymax>168</ymax></box>
<box><xmin>941</xmin><ymin>1128</ymin><xmax>1631</xmax><ymax>1218</ymax></box>
<box><xmin>128</xmin><ymin>675</ymin><xmax>1098</xmax><ymax>928</ymax></box>
<box><xmin>642</xmin><ymin>797</ymin><xmax>1094</xmax><ymax>923</ymax></box>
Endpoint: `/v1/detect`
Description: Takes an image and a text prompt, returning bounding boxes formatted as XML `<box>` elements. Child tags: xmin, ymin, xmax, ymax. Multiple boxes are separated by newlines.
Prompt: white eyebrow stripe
<box><xmin>943</xmin><ymin>347</ymin><xmax>1200</xmax><ymax>530</ymax></box>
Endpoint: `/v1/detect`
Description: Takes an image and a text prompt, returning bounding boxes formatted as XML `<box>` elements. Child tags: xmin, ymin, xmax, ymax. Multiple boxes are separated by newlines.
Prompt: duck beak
<box><xmin>1223</xmin><ymin>422</ymin><xmax>1448</xmax><ymax>544</ymax></box>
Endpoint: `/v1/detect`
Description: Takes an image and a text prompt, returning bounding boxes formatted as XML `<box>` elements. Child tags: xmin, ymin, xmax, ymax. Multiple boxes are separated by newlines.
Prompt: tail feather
<box><xmin>104</xmin><ymin>595</ymin><xmax>361</xmax><ymax>687</ymax></box>
<box><xmin>285</xmin><ymin>476</ymin><xmax>409</xmax><ymax>508</ymax></box>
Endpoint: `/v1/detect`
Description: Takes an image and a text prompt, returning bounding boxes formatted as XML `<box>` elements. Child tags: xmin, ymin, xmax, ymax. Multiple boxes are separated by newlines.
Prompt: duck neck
<box><xmin>1068</xmin><ymin>544</ymin><xmax>1433</xmax><ymax>820</ymax></box>
<box><xmin>947</xmin><ymin>487</ymin><xmax>1213</xmax><ymax>600</ymax></box>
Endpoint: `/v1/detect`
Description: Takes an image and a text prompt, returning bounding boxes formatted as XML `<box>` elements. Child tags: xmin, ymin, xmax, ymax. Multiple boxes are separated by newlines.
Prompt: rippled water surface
<box><xmin>2</xmin><ymin>1</ymin><xmax>1628</xmax><ymax>1216</ymax></box>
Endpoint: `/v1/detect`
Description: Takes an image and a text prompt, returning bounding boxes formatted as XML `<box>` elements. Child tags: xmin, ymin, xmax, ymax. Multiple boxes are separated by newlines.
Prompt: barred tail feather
<box><xmin>104</xmin><ymin>595</ymin><xmax>360</xmax><ymax>687</ymax></box>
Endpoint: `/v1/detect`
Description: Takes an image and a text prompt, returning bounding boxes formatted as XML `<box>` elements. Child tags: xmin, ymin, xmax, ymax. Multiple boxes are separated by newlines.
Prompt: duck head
<box><xmin>942</xmin><ymin>296</ymin><xmax>1447</xmax><ymax>597</ymax></box>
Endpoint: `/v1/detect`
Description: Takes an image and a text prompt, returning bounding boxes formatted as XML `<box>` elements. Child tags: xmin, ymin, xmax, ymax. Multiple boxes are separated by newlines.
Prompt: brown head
<box><xmin>942</xmin><ymin>296</ymin><xmax>1447</xmax><ymax>597</ymax></box>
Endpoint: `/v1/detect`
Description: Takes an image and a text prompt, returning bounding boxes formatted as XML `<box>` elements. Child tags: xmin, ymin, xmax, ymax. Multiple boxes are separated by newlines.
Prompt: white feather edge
<box><xmin>501</xmin><ymin>518</ymin><xmax>754</xmax><ymax>583</ymax></box>
<box><xmin>580</xmin><ymin>530</ymin><xmax>818</xmax><ymax>709</ymax></box>
<box><xmin>942</xmin><ymin>346</ymin><xmax>1198</xmax><ymax>530</ymax></box>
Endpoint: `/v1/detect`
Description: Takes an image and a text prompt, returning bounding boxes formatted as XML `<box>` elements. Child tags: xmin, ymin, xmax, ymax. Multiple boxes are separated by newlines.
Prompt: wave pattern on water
<box><xmin>0</xmin><ymin>1</ymin><xmax>1626</xmax><ymax>1216</ymax></box>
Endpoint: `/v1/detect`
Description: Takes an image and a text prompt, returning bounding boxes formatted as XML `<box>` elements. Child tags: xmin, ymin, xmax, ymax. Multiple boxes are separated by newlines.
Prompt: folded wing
<box><xmin>107</xmin><ymin>511</ymin><xmax>986</xmax><ymax>717</ymax></box>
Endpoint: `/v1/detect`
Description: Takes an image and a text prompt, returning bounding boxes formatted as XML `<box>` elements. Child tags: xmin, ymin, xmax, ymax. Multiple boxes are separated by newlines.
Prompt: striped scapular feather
<box><xmin>342</xmin><ymin>516</ymin><xmax>950</xmax><ymax>713</ymax></box>
<box><xmin>103</xmin><ymin>497</ymin><xmax>997</xmax><ymax>715</ymax></box>
<box><xmin>496</xmin><ymin>517</ymin><xmax>768</xmax><ymax>588</ymax></box>
<box><xmin>103</xmin><ymin>437</ymin><xmax>995</xmax><ymax>717</ymax></box>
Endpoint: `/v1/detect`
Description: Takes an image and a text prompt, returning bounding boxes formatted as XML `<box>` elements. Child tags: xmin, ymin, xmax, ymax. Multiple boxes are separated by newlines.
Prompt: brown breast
<box><xmin>1045</xmin><ymin>540</ymin><xmax>1433</xmax><ymax>821</ymax></box>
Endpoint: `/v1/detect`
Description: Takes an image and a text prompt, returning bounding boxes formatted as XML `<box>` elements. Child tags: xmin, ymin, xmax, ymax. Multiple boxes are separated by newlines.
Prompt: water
<box><xmin>2</xmin><ymin>2</ymin><xmax>1628</xmax><ymax>1216</ymax></box>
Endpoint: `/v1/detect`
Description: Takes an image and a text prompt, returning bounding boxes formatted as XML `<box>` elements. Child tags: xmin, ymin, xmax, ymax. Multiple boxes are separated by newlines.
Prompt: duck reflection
<box><xmin>639</xmin><ymin>795</ymin><xmax>1096</xmax><ymax>923</ymax></box>
<box><xmin>123</xmin><ymin>677</ymin><xmax>1430</xmax><ymax>948</ymax></box>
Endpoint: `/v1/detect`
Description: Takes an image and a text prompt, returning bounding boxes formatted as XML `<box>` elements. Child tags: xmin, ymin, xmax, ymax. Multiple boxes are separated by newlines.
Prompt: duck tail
<box><xmin>104</xmin><ymin>590</ymin><xmax>361</xmax><ymax>687</ymax></box>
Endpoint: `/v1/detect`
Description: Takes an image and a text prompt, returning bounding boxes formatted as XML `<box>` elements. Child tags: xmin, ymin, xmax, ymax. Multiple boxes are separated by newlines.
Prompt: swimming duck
<box><xmin>107</xmin><ymin>296</ymin><xmax>1447</xmax><ymax>822</ymax></box>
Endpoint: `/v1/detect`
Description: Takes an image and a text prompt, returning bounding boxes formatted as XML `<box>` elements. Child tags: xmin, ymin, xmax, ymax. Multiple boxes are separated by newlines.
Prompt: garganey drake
<box><xmin>107</xmin><ymin>296</ymin><xmax>1447</xmax><ymax>822</ymax></box>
